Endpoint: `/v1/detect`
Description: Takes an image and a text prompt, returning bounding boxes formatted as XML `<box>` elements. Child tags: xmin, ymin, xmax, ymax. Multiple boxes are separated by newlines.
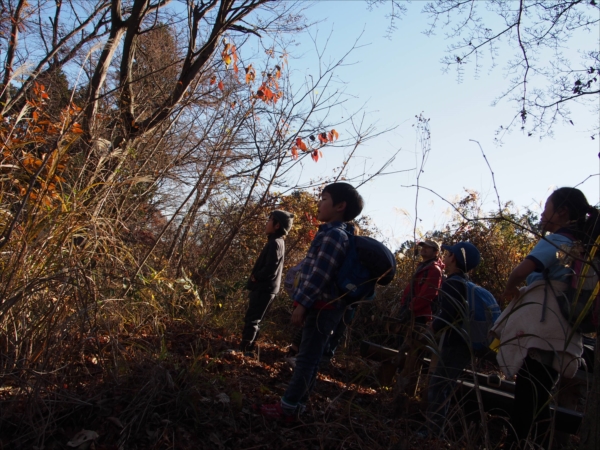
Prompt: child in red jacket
<box><xmin>400</xmin><ymin>239</ymin><xmax>444</xmax><ymax>324</ymax></box>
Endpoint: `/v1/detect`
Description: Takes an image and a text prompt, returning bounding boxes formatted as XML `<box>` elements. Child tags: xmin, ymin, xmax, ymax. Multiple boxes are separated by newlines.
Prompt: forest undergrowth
<box><xmin>0</xmin><ymin>292</ymin><xmax>519</xmax><ymax>450</ymax></box>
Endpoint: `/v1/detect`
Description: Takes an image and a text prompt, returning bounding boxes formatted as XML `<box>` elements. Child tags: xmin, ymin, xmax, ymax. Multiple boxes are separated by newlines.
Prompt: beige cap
<box><xmin>418</xmin><ymin>239</ymin><xmax>440</xmax><ymax>251</ymax></box>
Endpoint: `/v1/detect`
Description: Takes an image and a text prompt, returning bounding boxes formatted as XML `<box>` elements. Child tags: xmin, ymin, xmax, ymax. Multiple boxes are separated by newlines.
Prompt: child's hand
<box><xmin>291</xmin><ymin>304</ymin><xmax>307</xmax><ymax>327</ymax></box>
<box><xmin>502</xmin><ymin>286</ymin><xmax>520</xmax><ymax>303</ymax></box>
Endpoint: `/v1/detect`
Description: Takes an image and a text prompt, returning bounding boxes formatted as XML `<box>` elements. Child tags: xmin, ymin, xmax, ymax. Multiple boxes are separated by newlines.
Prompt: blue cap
<box><xmin>441</xmin><ymin>242</ymin><xmax>481</xmax><ymax>272</ymax></box>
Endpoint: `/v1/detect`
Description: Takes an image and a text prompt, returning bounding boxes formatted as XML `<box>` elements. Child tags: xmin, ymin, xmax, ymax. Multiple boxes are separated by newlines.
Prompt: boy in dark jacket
<box><xmin>259</xmin><ymin>182</ymin><xmax>364</xmax><ymax>421</ymax></box>
<box><xmin>425</xmin><ymin>241</ymin><xmax>481</xmax><ymax>437</ymax></box>
<box><xmin>240</xmin><ymin>210</ymin><xmax>294</xmax><ymax>355</ymax></box>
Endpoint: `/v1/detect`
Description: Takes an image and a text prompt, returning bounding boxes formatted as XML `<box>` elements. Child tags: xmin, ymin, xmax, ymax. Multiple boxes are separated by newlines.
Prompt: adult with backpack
<box><xmin>424</xmin><ymin>241</ymin><xmax>500</xmax><ymax>437</ymax></box>
<box><xmin>492</xmin><ymin>187</ymin><xmax>600</xmax><ymax>448</ymax></box>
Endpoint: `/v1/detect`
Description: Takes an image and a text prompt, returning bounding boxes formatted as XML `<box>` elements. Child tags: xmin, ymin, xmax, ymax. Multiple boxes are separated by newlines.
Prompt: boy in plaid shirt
<box><xmin>260</xmin><ymin>182</ymin><xmax>364</xmax><ymax>421</ymax></box>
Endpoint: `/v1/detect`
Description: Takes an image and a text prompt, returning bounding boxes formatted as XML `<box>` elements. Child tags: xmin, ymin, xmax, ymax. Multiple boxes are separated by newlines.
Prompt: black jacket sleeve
<box><xmin>247</xmin><ymin>236</ymin><xmax>285</xmax><ymax>293</ymax></box>
<box><xmin>252</xmin><ymin>238</ymin><xmax>282</xmax><ymax>282</ymax></box>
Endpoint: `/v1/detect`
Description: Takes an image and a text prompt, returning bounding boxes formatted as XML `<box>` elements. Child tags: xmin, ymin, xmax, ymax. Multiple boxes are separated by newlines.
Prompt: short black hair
<box><xmin>322</xmin><ymin>182</ymin><xmax>364</xmax><ymax>222</ymax></box>
<box><xmin>268</xmin><ymin>213</ymin><xmax>285</xmax><ymax>237</ymax></box>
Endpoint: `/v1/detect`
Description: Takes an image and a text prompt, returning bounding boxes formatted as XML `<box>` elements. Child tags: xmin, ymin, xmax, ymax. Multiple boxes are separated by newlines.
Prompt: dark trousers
<box><xmin>323</xmin><ymin>305</ymin><xmax>356</xmax><ymax>359</ymax></box>
<box><xmin>511</xmin><ymin>356</ymin><xmax>558</xmax><ymax>448</ymax></box>
<box><xmin>397</xmin><ymin>316</ymin><xmax>430</xmax><ymax>389</ymax></box>
<box><xmin>290</xmin><ymin>304</ymin><xmax>355</xmax><ymax>360</ymax></box>
<box><xmin>240</xmin><ymin>290</ymin><xmax>275</xmax><ymax>351</ymax></box>
<box><xmin>281</xmin><ymin>306</ymin><xmax>345</xmax><ymax>412</ymax></box>
<box><xmin>426</xmin><ymin>343</ymin><xmax>471</xmax><ymax>435</ymax></box>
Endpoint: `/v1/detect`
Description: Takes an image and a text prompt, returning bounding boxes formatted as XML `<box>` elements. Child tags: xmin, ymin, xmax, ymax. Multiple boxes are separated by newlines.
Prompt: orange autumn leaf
<box><xmin>275</xmin><ymin>65</ymin><xmax>281</xmax><ymax>79</ymax></box>
<box><xmin>291</xmin><ymin>145</ymin><xmax>298</xmax><ymax>159</ymax></box>
<box><xmin>233</xmin><ymin>63</ymin><xmax>239</xmax><ymax>74</ymax></box>
<box><xmin>311</xmin><ymin>149</ymin><xmax>319</xmax><ymax>162</ymax></box>
<box><xmin>330</xmin><ymin>129</ymin><xmax>339</xmax><ymax>141</ymax></box>
<box><xmin>318</xmin><ymin>132</ymin><xmax>328</xmax><ymax>144</ymax></box>
<box><xmin>245</xmin><ymin>65</ymin><xmax>256</xmax><ymax>84</ymax></box>
<box><xmin>71</xmin><ymin>123</ymin><xmax>84</xmax><ymax>134</ymax></box>
<box><xmin>296</xmin><ymin>138</ymin><xmax>308</xmax><ymax>152</ymax></box>
<box><xmin>210</xmin><ymin>75</ymin><xmax>217</xmax><ymax>85</ymax></box>
<box><xmin>260</xmin><ymin>85</ymin><xmax>274</xmax><ymax>101</ymax></box>
<box><xmin>218</xmin><ymin>80</ymin><xmax>224</xmax><ymax>91</ymax></box>
<box><xmin>222</xmin><ymin>43</ymin><xmax>232</xmax><ymax>66</ymax></box>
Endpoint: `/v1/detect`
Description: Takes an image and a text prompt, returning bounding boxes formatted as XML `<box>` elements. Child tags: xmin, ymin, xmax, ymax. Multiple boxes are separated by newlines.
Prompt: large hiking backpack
<box><xmin>460</xmin><ymin>281</ymin><xmax>501</xmax><ymax>351</ymax></box>
<box><xmin>336</xmin><ymin>233</ymin><xmax>396</xmax><ymax>303</ymax></box>
<box><xmin>548</xmin><ymin>233</ymin><xmax>600</xmax><ymax>334</ymax></box>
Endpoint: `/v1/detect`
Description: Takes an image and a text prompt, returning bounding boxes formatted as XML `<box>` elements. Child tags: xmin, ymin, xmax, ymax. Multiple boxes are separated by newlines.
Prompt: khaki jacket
<box><xmin>491</xmin><ymin>279</ymin><xmax>583</xmax><ymax>379</ymax></box>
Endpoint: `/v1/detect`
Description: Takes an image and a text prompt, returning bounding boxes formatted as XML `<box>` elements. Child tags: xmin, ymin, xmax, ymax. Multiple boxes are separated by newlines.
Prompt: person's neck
<box><xmin>446</xmin><ymin>264</ymin><xmax>462</xmax><ymax>276</ymax></box>
<box><xmin>324</xmin><ymin>216</ymin><xmax>345</xmax><ymax>225</ymax></box>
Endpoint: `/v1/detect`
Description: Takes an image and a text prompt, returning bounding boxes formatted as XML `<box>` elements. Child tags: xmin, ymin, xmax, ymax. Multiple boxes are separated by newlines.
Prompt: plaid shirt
<box><xmin>293</xmin><ymin>221</ymin><xmax>352</xmax><ymax>309</ymax></box>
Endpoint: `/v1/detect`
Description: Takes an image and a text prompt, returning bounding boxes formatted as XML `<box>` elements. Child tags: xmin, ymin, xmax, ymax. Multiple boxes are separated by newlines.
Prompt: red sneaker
<box><xmin>258</xmin><ymin>403</ymin><xmax>297</xmax><ymax>423</ymax></box>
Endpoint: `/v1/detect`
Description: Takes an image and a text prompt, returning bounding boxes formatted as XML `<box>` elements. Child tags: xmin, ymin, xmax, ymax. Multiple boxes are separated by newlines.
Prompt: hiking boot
<box><xmin>258</xmin><ymin>403</ymin><xmax>297</xmax><ymax>423</ymax></box>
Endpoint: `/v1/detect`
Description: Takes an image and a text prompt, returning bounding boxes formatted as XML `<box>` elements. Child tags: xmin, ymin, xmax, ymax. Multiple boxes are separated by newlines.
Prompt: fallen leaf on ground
<box><xmin>66</xmin><ymin>430</ymin><xmax>99</xmax><ymax>447</ymax></box>
<box><xmin>216</xmin><ymin>392</ymin><xmax>230</xmax><ymax>403</ymax></box>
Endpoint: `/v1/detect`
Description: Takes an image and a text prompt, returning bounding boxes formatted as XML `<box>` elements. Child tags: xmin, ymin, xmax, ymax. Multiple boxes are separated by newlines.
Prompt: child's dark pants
<box><xmin>511</xmin><ymin>355</ymin><xmax>558</xmax><ymax>447</ymax></box>
<box><xmin>240</xmin><ymin>290</ymin><xmax>275</xmax><ymax>351</ymax></box>
<box><xmin>426</xmin><ymin>343</ymin><xmax>471</xmax><ymax>435</ymax></box>
<box><xmin>323</xmin><ymin>304</ymin><xmax>356</xmax><ymax>360</ymax></box>
<box><xmin>281</xmin><ymin>306</ymin><xmax>345</xmax><ymax>412</ymax></box>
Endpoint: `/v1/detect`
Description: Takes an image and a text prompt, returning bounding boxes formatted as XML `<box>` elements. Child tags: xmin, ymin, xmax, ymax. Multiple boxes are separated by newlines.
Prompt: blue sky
<box><xmin>283</xmin><ymin>1</ymin><xmax>600</xmax><ymax>246</ymax></box>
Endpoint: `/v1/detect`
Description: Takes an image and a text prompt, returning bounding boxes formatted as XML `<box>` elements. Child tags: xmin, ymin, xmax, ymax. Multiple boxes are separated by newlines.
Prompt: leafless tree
<box><xmin>370</xmin><ymin>0</ymin><xmax>600</xmax><ymax>138</ymax></box>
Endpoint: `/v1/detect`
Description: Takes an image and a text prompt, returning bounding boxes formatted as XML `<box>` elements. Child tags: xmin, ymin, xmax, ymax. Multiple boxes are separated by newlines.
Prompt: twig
<box><xmin>469</xmin><ymin>139</ymin><xmax>502</xmax><ymax>212</ymax></box>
